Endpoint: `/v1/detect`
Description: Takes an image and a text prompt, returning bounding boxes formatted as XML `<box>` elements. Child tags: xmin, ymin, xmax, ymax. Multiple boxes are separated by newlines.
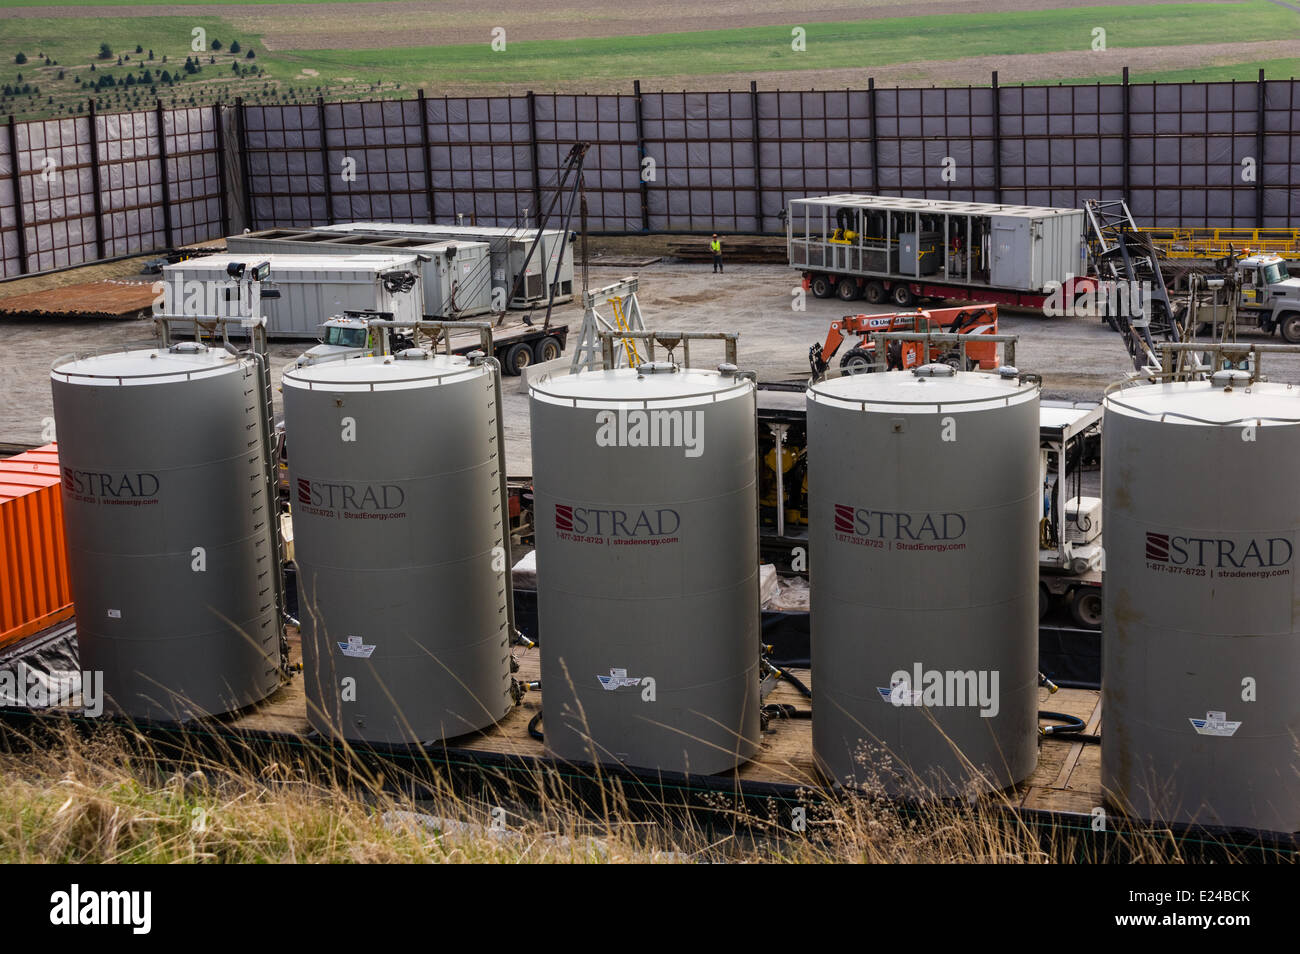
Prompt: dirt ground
<box><xmin>5</xmin><ymin>256</ymin><xmax>1298</xmax><ymax>468</ymax></box>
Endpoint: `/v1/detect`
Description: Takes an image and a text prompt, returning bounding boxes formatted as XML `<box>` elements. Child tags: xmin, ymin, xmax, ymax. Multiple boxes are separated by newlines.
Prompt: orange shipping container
<box><xmin>0</xmin><ymin>443</ymin><xmax>73</xmax><ymax>648</ymax></box>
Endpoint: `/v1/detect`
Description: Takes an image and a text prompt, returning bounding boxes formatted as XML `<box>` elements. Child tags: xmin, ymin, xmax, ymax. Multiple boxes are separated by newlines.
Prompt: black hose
<box><xmin>779</xmin><ymin>668</ymin><xmax>813</xmax><ymax>699</ymax></box>
<box><xmin>762</xmin><ymin>703</ymin><xmax>812</xmax><ymax>720</ymax></box>
<box><xmin>527</xmin><ymin>711</ymin><xmax>544</xmax><ymax>742</ymax></box>
<box><xmin>1039</xmin><ymin>710</ymin><xmax>1099</xmax><ymax>743</ymax></box>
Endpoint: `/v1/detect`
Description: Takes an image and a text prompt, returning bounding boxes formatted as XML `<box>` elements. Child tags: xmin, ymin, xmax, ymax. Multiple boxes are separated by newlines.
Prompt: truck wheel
<box><xmin>890</xmin><ymin>284</ymin><xmax>915</xmax><ymax>307</ymax></box>
<box><xmin>1280</xmin><ymin>313</ymin><xmax>1300</xmax><ymax>344</ymax></box>
<box><xmin>532</xmin><ymin>335</ymin><xmax>563</xmax><ymax>362</ymax></box>
<box><xmin>1069</xmin><ymin>587</ymin><xmax>1103</xmax><ymax>629</ymax></box>
<box><xmin>810</xmin><ymin>274</ymin><xmax>834</xmax><ymax>299</ymax></box>
<box><xmin>839</xmin><ymin>348</ymin><xmax>874</xmax><ymax>374</ymax></box>
<box><xmin>504</xmin><ymin>342</ymin><xmax>533</xmax><ymax>375</ymax></box>
<box><xmin>1039</xmin><ymin>583</ymin><xmax>1051</xmax><ymax>621</ymax></box>
<box><xmin>836</xmin><ymin>277</ymin><xmax>861</xmax><ymax>301</ymax></box>
<box><xmin>863</xmin><ymin>281</ymin><xmax>886</xmax><ymax>304</ymax></box>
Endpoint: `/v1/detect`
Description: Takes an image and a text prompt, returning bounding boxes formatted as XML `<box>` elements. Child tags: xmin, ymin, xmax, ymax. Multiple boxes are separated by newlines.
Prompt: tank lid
<box><xmin>809</xmin><ymin>367</ymin><xmax>1038</xmax><ymax>413</ymax></box>
<box><xmin>912</xmin><ymin>362</ymin><xmax>955</xmax><ymax>378</ymax></box>
<box><xmin>169</xmin><ymin>341</ymin><xmax>209</xmax><ymax>355</ymax></box>
<box><xmin>51</xmin><ymin>346</ymin><xmax>247</xmax><ymax>385</ymax></box>
<box><xmin>530</xmin><ymin>365</ymin><xmax>753</xmax><ymax>406</ymax></box>
<box><xmin>283</xmin><ymin>350</ymin><xmax>484</xmax><ymax>391</ymax></box>
<box><xmin>1210</xmin><ymin>368</ymin><xmax>1252</xmax><ymax>388</ymax></box>
<box><xmin>1105</xmin><ymin>379</ymin><xmax>1300</xmax><ymax>426</ymax></box>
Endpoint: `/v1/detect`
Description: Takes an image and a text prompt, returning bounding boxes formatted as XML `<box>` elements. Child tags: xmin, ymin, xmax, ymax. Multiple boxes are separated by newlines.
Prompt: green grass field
<box><xmin>1076</xmin><ymin>56</ymin><xmax>1300</xmax><ymax>85</ymax></box>
<box><xmin>275</xmin><ymin>2</ymin><xmax>1300</xmax><ymax>88</ymax></box>
<box><xmin>0</xmin><ymin>1</ymin><xmax>1295</xmax><ymax>119</ymax></box>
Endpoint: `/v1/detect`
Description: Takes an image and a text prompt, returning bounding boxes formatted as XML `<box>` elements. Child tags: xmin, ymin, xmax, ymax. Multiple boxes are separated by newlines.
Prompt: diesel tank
<box><xmin>50</xmin><ymin>343</ymin><xmax>282</xmax><ymax>721</ymax></box>
<box><xmin>807</xmin><ymin>364</ymin><xmax>1040</xmax><ymax>796</ymax></box>
<box><xmin>282</xmin><ymin>349</ymin><xmax>513</xmax><ymax>744</ymax></box>
<box><xmin>1102</xmin><ymin>374</ymin><xmax>1300</xmax><ymax>832</ymax></box>
<box><xmin>529</xmin><ymin>361</ymin><xmax>761</xmax><ymax>775</ymax></box>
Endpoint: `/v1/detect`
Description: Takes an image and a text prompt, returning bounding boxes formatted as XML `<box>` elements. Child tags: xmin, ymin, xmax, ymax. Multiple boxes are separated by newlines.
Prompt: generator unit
<box><xmin>161</xmin><ymin>253</ymin><xmax>424</xmax><ymax>339</ymax></box>
<box><xmin>226</xmin><ymin>231</ymin><xmax>492</xmax><ymax>318</ymax></box>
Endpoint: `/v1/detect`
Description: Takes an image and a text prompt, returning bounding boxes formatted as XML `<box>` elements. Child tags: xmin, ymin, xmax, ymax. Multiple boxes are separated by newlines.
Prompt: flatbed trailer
<box><xmin>309</xmin><ymin>312</ymin><xmax>569</xmax><ymax>375</ymax></box>
<box><xmin>442</xmin><ymin>317</ymin><xmax>568</xmax><ymax>374</ymax></box>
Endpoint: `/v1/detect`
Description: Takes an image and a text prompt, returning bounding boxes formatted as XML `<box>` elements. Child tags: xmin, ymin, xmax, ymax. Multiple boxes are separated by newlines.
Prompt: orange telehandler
<box><xmin>809</xmin><ymin>304</ymin><xmax>1000</xmax><ymax>378</ymax></box>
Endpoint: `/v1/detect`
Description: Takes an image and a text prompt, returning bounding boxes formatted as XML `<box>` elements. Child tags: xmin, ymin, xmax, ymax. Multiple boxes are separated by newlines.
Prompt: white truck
<box><xmin>1230</xmin><ymin>253</ymin><xmax>1300</xmax><ymax>342</ymax></box>
<box><xmin>294</xmin><ymin>311</ymin><xmax>570</xmax><ymax>375</ymax></box>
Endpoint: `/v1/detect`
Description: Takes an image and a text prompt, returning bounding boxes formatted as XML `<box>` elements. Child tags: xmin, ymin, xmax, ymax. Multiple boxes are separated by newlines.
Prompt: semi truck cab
<box><xmin>294</xmin><ymin>314</ymin><xmax>379</xmax><ymax>366</ymax></box>
<box><xmin>1235</xmin><ymin>255</ymin><xmax>1300</xmax><ymax>341</ymax></box>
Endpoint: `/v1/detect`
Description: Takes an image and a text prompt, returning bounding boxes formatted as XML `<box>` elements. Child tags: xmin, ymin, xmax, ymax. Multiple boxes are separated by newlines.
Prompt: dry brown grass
<box><xmin>0</xmin><ymin>720</ymin><xmax>1238</xmax><ymax>864</ymax></box>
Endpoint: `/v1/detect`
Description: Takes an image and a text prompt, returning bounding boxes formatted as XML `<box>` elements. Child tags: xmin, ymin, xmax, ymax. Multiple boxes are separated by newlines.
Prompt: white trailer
<box><xmin>315</xmin><ymin>222</ymin><xmax>574</xmax><ymax>309</ymax></box>
<box><xmin>788</xmin><ymin>194</ymin><xmax>1088</xmax><ymax>309</ymax></box>
<box><xmin>225</xmin><ymin>231</ymin><xmax>493</xmax><ymax>319</ymax></box>
<box><xmin>161</xmin><ymin>253</ymin><xmax>424</xmax><ymax>339</ymax></box>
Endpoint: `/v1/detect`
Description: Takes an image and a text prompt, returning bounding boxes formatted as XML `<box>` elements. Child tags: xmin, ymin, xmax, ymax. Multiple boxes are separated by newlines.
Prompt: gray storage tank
<box><xmin>807</xmin><ymin>364</ymin><xmax>1040</xmax><ymax>795</ymax></box>
<box><xmin>282</xmin><ymin>350</ymin><xmax>513</xmax><ymax>744</ymax></box>
<box><xmin>50</xmin><ymin>343</ymin><xmax>282</xmax><ymax>721</ymax></box>
<box><xmin>529</xmin><ymin>362</ymin><xmax>761</xmax><ymax>775</ymax></box>
<box><xmin>1102</xmin><ymin>376</ymin><xmax>1300</xmax><ymax>832</ymax></box>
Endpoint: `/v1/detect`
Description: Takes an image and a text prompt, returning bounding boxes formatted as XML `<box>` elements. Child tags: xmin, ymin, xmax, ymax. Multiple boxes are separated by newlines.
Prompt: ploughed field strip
<box><xmin>226</xmin><ymin>632</ymin><xmax>1102</xmax><ymax>810</ymax></box>
<box><xmin>0</xmin><ymin>280</ymin><xmax>158</xmax><ymax>319</ymax></box>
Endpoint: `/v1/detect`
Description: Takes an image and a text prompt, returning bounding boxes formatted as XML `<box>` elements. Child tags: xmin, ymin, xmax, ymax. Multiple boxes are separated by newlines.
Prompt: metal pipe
<box><xmin>364</xmin><ymin>317</ymin><xmax>493</xmax><ymax>357</ymax></box>
<box><xmin>598</xmin><ymin>329</ymin><xmax>738</xmax><ymax>369</ymax></box>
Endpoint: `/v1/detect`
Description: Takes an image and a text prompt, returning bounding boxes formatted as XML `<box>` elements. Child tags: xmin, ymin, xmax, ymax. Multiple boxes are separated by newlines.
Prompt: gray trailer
<box><xmin>161</xmin><ymin>253</ymin><xmax>424</xmax><ymax>339</ymax></box>
<box><xmin>226</xmin><ymin>231</ymin><xmax>493</xmax><ymax>318</ymax></box>
<box><xmin>314</xmin><ymin>222</ymin><xmax>574</xmax><ymax>310</ymax></box>
<box><xmin>788</xmin><ymin>194</ymin><xmax>1087</xmax><ymax>309</ymax></box>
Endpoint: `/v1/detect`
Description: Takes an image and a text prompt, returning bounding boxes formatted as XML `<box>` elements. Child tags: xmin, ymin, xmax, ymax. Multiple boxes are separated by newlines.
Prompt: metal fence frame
<box><xmin>3</xmin><ymin>70</ymin><xmax>1299</xmax><ymax>279</ymax></box>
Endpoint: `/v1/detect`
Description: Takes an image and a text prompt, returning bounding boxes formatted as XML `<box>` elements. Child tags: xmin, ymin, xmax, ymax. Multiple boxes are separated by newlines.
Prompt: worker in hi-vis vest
<box><xmin>710</xmin><ymin>234</ymin><xmax>723</xmax><ymax>273</ymax></box>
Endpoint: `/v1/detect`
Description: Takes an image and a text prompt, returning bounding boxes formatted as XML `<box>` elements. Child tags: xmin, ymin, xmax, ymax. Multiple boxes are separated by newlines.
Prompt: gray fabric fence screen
<box><xmin>4</xmin><ymin>77</ymin><xmax>1300</xmax><ymax>279</ymax></box>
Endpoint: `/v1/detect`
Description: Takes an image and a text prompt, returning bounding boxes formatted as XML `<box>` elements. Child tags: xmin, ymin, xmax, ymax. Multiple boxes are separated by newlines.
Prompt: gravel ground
<box><xmin>4</xmin><ymin>259</ymin><xmax>1297</xmax><ymax>471</ymax></box>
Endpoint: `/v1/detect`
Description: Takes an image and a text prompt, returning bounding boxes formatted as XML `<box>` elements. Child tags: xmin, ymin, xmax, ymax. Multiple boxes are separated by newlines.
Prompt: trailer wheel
<box><xmin>890</xmin><ymin>284</ymin><xmax>915</xmax><ymax>307</ymax></box>
<box><xmin>839</xmin><ymin>348</ymin><xmax>874</xmax><ymax>374</ymax></box>
<box><xmin>1280</xmin><ymin>313</ymin><xmax>1300</xmax><ymax>344</ymax></box>
<box><xmin>836</xmin><ymin>277</ymin><xmax>861</xmax><ymax>301</ymax></box>
<box><xmin>810</xmin><ymin>274</ymin><xmax>834</xmax><ymax>299</ymax></box>
<box><xmin>1039</xmin><ymin>583</ymin><xmax>1051</xmax><ymax>621</ymax></box>
<box><xmin>533</xmin><ymin>335</ymin><xmax>563</xmax><ymax>362</ymax></box>
<box><xmin>504</xmin><ymin>342</ymin><xmax>534</xmax><ymax>375</ymax></box>
<box><xmin>1069</xmin><ymin>587</ymin><xmax>1103</xmax><ymax>629</ymax></box>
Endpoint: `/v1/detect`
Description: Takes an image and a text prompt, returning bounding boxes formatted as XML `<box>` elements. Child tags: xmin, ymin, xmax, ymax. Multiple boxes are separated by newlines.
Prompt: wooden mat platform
<box><xmin>226</xmin><ymin>633</ymin><xmax>1101</xmax><ymax>814</ymax></box>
